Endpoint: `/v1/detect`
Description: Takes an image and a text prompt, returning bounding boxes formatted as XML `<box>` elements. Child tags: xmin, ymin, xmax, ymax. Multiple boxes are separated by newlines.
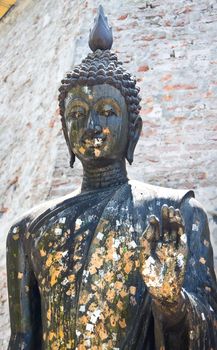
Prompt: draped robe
<box><xmin>7</xmin><ymin>180</ymin><xmax>217</xmax><ymax>349</ymax></box>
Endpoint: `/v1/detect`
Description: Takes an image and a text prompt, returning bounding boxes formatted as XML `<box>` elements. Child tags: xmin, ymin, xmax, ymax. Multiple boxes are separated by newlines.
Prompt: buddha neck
<box><xmin>81</xmin><ymin>159</ymin><xmax>128</xmax><ymax>191</ymax></box>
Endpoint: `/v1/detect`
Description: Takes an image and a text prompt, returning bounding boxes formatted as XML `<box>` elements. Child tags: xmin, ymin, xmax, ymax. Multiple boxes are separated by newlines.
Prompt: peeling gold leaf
<box><xmin>48</xmin><ymin>331</ymin><xmax>56</xmax><ymax>341</ymax></box>
<box><xmin>68</xmin><ymin>274</ymin><xmax>75</xmax><ymax>282</ymax></box>
<box><xmin>40</xmin><ymin>249</ymin><xmax>46</xmax><ymax>257</ymax></box>
<box><xmin>94</xmin><ymin>149</ymin><xmax>101</xmax><ymax>157</ymax></box>
<box><xmin>119</xmin><ymin>318</ymin><xmax>127</xmax><ymax>328</ymax></box>
<box><xmin>79</xmin><ymin>146</ymin><xmax>86</xmax><ymax>155</ymax></box>
<box><xmin>129</xmin><ymin>286</ymin><xmax>136</xmax><ymax>295</ymax></box>
<box><xmin>47</xmin><ymin>309</ymin><xmax>51</xmax><ymax>321</ymax></box>
<box><xmin>17</xmin><ymin>272</ymin><xmax>23</xmax><ymax>279</ymax></box>
<box><xmin>199</xmin><ymin>257</ymin><xmax>206</xmax><ymax>264</ymax></box>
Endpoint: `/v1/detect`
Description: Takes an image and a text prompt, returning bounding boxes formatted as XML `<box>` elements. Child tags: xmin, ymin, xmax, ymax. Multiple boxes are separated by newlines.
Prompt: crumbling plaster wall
<box><xmin>0</xmin><ymin>0</ymin><xmax>217</xmax><ymax>347</ymax></box>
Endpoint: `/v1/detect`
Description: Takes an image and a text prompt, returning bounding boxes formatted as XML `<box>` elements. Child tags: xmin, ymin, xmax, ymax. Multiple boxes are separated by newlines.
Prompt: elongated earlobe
<box><xmin>61</xmin><ymin>116</ymin><xmax>76</xmax><ymax>169</ymax></box>
<box><xmin>70</xmin><ymin>152</ymin><xmax>75</xmax><ymax>168</ymax></box>
<box><xmin>126</xmin><ymin>116</ymin><xmax>142</xmax><ymax>165</ymax></box>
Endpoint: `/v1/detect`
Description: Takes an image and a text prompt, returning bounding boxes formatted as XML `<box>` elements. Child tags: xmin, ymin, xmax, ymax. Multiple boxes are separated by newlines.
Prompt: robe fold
<box><xmin>7</xmin><ymin>180</ymin><xmax>217</xmax><ymax>349</ymax></box>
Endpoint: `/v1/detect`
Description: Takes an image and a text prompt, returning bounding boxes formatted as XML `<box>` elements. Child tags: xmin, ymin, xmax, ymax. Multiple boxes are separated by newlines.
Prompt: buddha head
<box><xmin>58</xmin><ymin>6</ymin><xmax>142</xmax><ymax>168</ymax></box>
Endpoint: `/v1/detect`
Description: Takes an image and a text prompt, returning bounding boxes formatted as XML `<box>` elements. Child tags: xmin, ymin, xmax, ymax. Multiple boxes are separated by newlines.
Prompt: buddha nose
<box><xmin>94</xmin><ymin>125</ymin><xmax>102</xmax><ymax>133</ymax></box>
<box><xmin>87</xmin><ymin>111</ymin><xmax>102</xmax><ymax>134</ymax></box>
<box><xmin>84</xmin><ymin>125</ymin><xmax>102</xmax><ymax>140</ymax></box>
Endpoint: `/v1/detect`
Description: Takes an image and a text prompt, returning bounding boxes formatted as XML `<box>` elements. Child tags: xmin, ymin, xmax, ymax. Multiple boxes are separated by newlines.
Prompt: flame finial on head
<box><xmin>89</xmin><ymin>5</ymin><xmax>113</xmax><ymax>52</ymax></box>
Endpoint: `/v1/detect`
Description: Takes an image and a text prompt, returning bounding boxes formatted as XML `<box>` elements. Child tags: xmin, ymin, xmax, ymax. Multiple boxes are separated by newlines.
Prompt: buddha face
<box><xmin>64</xmin><ymin>84</ymin><xmax>129</xmax><ymax>165</ymax></box>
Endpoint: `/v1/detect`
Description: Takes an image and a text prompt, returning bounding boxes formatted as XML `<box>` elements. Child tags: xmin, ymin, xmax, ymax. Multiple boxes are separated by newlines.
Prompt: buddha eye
<box><xmin>70</xmin><ymin>107</ymin><xmax>86</xmax><ymax>120</ymax></box>
<box><xmin>103</xmin><ymin>109</ymin><xmax>115</xmax><ymax>117</ymax></box>
<box><xmin>101</xmin><ymin>104</ymin><xmax>117</xmax><ymax>117</ymax></box>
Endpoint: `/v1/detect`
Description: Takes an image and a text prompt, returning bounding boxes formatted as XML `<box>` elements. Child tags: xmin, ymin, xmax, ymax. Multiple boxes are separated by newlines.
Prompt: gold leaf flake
<box><xmin>79</xmin><ymin>291</ymin><xmax>89</xmax><ymax>304</ymax></box>
<box><xmin>104</xmin><ymin>271</ymin><xmax>114</xmax><ymax>282</ymax></box>
<box><xmin>66</xmin><ymin>340</ymin><xmax>74</xmax><ymax>349</ymax></box>
<box><xmin>119</xmin><ymin>318</ymin><xmax>127</xmax><ymax>328</ymax></box>
<box><xmin>75</xmin><ymin>218</ymin><xmax>82</xmax><ymax>230</ymax></box>
<box><xmin>79</xmin><ymin>315</ymin><xmax>88</xmax><ymax>325</ymax></box>
<box><xmin>48</xmin><ymin>331</ymin><xmax>56</xmax><ymax>341</ymax></box>
<box><xmin>54</xmin><ymin>251</ymin><xmax>64</xmax><ymax>261</ymax></box>
<box><xmin>135</xmin><ymin>260</ymin><xmax>140</xmax><ymax>268</ymax></box>
<box><xmin>40</xmin><ymin>249</ymin><xmax>46</xmax><ymax>257</ymax></box>
<box><xmin>110</xmin><ymin>314</ymin><xmax>118</xmax><ymax>327</ymax></box>
<box><xmin>51</xmin><ymin>342</ymin><xmax>59</xmax><ymax>350</ymax></box>
<box><xmin>120</xmin><ymin>289</ymin><xmax>128</xmax><ymax>298</ymax></box>
<box><xmin>46</xmin><ymin>254</ymin><xmax>53</xmax><ymax>267</ymax></box>
<box><xmin>89</xmin><ymin>265</ymin><xmax>97</xmax><ymax>275</ymax></box>
<box><xmin>199</xmin><ymin>257</ymin><xmax>206</xmax><ymax>264</ymax></box>
<box><xmin>96</xmin><ymin>322</ymin><xmax>108</xmax><ymax>340</ymax></box>
<box><xmin>58</xmin><ymin>326</ymin><xmax>64</xmax><ymax>339</ymax></box>
<box><xmin>50</xmin><ymin>266</ymin><xmax>63</xmax><ymax>287</ymax></box>
<box><xmin>47</xmin><ymin>309</ymin><xmax>51</xmax><ymax>321</ymax></box>
<box><xmin>114</xmin><ymin>281</ymin><xmax>123</xmax><ymax>290</ymax></box>
<box><xmin>106</xmin><ymin>289</ymin><xmax>116</xmax><ymax>302</ymax></box>
<box><xmin>117</xmin><ymin>300</ymin><xmax>124</xmax><ymax>310</ymax></box>
<box><xmin>129</xmin><ymin>286</ymin><xmax>137</xmax><ymax>295</ymax></box>
<box><xmin>17</xmin><ymin>272</ymin><xmax>23</xmax><ymax>279</ymax></box>
<box><xmin>68</xmin><ymin>274</ymin><xmax>75</xmax><ymax>282</ymax></box>
<box><xmin>66</xmin><ymin>285</ymin><xmax>75</xmax><ymax>297</ymax></box>
<box><xmin>103</xmin><ymin>127</ymin><xmax>110</xmax><ymax>134</ymax></box>
<box><xmin>26</xmin><ymin>231</ymin><xmax>30</xmax><ymax>239</ymax></box>
<box><xmin>94</xmin><ymin>149</ymin><xmax>101</xmax><ymax>157</ymax></box>
<box><xmin>79</xmin><ymin>146</ymin><xmax>86</xmax><ymax>154</ymax></box>
<box><xmin>124</xmin><ymin>261</ymin><xmax>133</xmax><ymax>274</ymax></box>
<box><xmin>203</xmin><ymin>240</ymin><xmax>209</xmax><ymax>247</ymax></box>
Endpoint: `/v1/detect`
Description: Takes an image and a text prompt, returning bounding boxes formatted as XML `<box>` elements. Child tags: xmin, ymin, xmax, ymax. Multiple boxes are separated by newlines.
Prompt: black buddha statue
<box><xmin>7</xmin><ymin>6</ymin><xmax>217</xmax><ymax>350</ymax></box>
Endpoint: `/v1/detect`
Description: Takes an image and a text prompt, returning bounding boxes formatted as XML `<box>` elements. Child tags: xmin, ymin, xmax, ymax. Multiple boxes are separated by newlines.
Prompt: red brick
<box><xmin>162</xmin><ymin>95</ymin><xmax>173</xmax><ymax>101</ymax></box>
<box><xmin>141</xmin><ymin>128</ymin><xmax>157</xmax><ymax>137</ymax></box>
<box><xmin>160</xmin><ymin>74</ymin><xmax>172</xmax><ymax>82</ymax></box>
<box><xmin>141</xmin><ymin>35</ymin><xmax>155</xmax><ymax>41</ymax></box>
<box><xmin>164</xmin><ymin>20</ymin><xmax>171</xmax><ymax>26</ymax></box>
<box><xmin>163</xmin><ymin>84</ymin><xmax>197</xmax><ymax>91</ymax></box>
<box><xmin>0</xmin><ymin>207</ymin><xmax>8</xmax><ymax>214</ymax></box>
<box><xmin>49</xmin><ymin>119</ymin><xmax>56</xmax><ymax>128</ymax></box>
<box><xmin>140</xmin><ymin>107</ymin><xmax>153</xmax><ymax>115</ymax></box>
<box><xmin>138</xmin><ymin>64</ymin><xmax>149</xmax><ymax>72</ymax></box>
<box><xmin>142</xmin><ymin>120</ymin><xmax>159</xmax><ymax>127</ymax></box>
<box><xmin>143</xmin><ymin>97</ymin><xmax>153</xmax><ymax>104</ymax></box>
<box><xmin>118</xmin><ymin>14</ymin><xmax>128</xmax><ymax>20</ymax></box>
<box><xmin>116</xmin><ymin>27</ymin><xmax>124</xmax><ymax>32</ymax></box>
<box><xmin>183</xmin><ymin>6</ymin><xmax>193</xmax><ymax>14</ymax></box>
<box><xmin>170</xmin><ymin>116</ymin><xmax>186</xmax><ymax>124</ymax></box>
<box><xmin>196</xmin><ymin>172</ymin><xmax>207</xmax><ymax>180</ymax></box>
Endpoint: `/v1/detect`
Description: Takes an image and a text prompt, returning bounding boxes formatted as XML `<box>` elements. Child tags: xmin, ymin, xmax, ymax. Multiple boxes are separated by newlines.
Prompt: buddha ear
<box><xmin>126</xmin><ymin>116</ymin><xmax>142</xmax><ymax>165</ymax></box>
<box><xmin>70</xmin><ymin>152</ymin><xmax>76</xmax><ymax>168</ymax></box>
<box><xmin>61</xmin><ymin>116</ymin><xmax>76</xmax><ymax>168</ymax></box>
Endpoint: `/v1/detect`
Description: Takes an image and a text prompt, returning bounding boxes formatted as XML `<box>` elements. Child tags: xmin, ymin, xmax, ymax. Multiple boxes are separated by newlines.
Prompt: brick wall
<box><xmin>0</xmin><ymin>0</ymin><xmax>216</xmax><ymax>347</ymax></box>
<box><xmin>50</xmin><ymin>0</ymin><xmax>217</xmax><ymax>267</ymax></box>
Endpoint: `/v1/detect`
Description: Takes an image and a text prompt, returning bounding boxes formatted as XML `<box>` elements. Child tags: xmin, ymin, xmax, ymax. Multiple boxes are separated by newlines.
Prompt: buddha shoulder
<box><xmin>7</xmin><ymin>188</ymin><xmax>81</xmax><ymax>244</ymax></box>
<box><xmin>129</xmin><ymin>179</ymin><xmax>195</xmax><ymax>204</ymax></box>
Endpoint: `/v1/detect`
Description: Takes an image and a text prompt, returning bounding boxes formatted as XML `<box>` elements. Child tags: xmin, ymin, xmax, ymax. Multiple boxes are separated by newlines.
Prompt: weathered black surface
<box><xmin>7</xmin><ymin>5</ymin><xmax>217</xmax><ymax>350</ymax></box>
<box><xmin>6</xmin><ymin>182</ymin><xmax>217</xmax><ymax>349</ymax></box>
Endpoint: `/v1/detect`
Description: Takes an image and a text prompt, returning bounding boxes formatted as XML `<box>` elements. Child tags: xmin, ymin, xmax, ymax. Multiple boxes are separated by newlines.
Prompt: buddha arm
<box><xmin>153</xmin><ymin>197</ymin><xmax>217</xmax><ymax>349</ymax></box>
<box><xmin>7</xmin><ymin>220</ymin><xmax>42</xmax><ymax>350</ymax></box>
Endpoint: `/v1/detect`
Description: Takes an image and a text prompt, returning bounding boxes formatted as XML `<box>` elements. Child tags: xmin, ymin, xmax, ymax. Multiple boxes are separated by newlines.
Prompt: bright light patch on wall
<box><xmin>0</xmin><ymin>0</ymin><xmax>16</xmax><ymax>19</ymax></box>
